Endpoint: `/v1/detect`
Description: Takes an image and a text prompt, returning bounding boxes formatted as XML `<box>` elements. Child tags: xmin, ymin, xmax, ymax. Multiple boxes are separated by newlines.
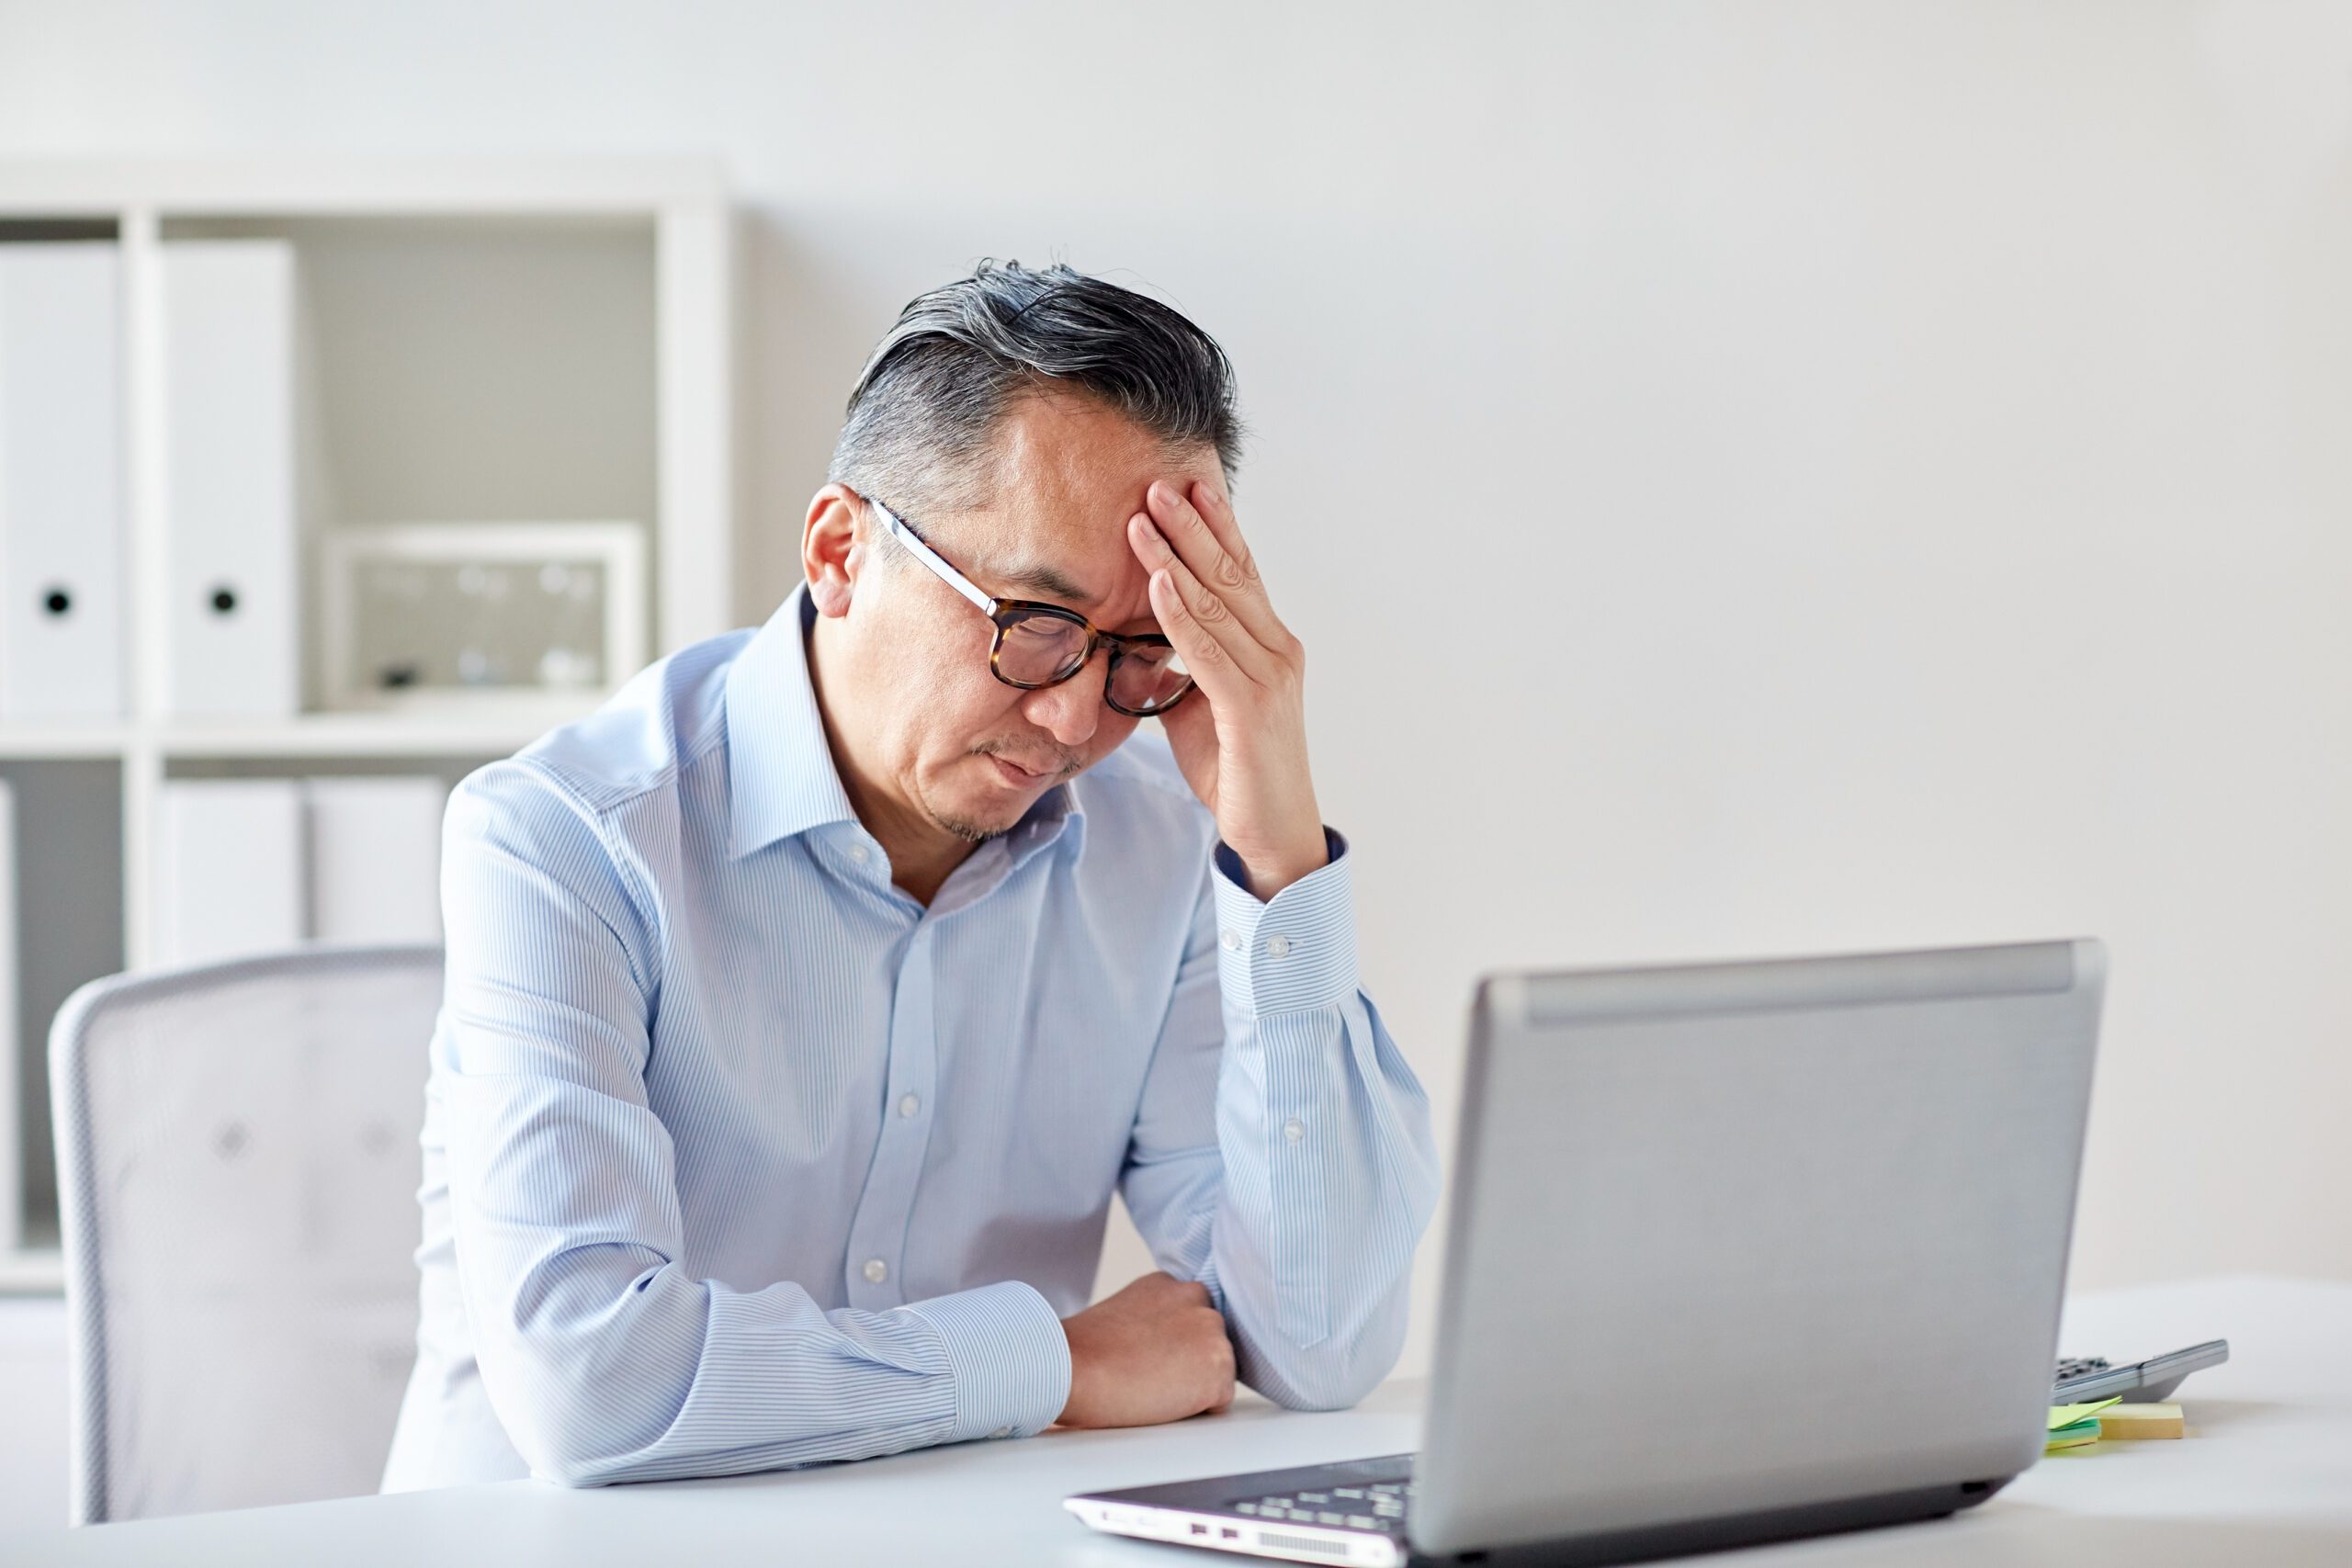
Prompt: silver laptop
<box><xmin>1067</xmin><ymin>939</ymin><xmax>2105</xmax><ymax>1565</ymax></box>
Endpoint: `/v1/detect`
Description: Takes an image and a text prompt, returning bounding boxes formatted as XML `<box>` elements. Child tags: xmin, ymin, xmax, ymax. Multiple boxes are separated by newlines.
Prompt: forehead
<box><xmin>954</xmin><ymin>389</ymin><xmax>1221</xmax><ymax>619</ymax></box>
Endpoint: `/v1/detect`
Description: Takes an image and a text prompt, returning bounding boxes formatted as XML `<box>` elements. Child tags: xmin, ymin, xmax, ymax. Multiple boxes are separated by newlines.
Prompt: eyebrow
<box><xmin>987</xmin><ymin>558</ymin><xmax>1097</xmax><ymax>606</ymax></box>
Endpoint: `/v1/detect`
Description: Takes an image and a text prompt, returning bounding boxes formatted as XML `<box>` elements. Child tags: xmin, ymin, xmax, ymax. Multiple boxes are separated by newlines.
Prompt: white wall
<box><xmin>5</xmin><ymin>0</ymin><xmax>2346</xmax><ymax>1383</ymax></box>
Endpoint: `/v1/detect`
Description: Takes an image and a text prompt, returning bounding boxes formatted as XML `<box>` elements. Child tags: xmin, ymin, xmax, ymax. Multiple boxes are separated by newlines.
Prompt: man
<box><xmin>382</xmin><ymin>262</ymin><xmax>1439</xmax><ymax>1490</ymax></box>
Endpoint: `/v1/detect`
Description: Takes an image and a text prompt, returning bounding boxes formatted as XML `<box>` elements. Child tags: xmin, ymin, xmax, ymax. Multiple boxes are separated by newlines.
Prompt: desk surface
<box><xmin>8</xmin><ymin>1276</ymin><xmax>2348</xmax><ymax>1567</ymax></box>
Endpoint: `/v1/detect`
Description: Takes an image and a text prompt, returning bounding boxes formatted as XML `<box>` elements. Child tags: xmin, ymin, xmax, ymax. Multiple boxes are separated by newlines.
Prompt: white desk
<box><xmin>6</xmin><ymin>1277</ymin><xmax>2347</xmax><ymax>1566</ymax></box>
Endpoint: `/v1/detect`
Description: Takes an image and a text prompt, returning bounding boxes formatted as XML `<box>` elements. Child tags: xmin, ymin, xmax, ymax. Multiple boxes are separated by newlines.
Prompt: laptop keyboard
<box><xmin>1230</xmin><ymin>1480</ymin><xmax>1414</xmax><ymax>1532</ymax></box>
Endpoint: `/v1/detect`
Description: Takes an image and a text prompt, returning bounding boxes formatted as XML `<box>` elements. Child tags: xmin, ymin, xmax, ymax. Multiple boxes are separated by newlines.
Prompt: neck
<box><xmin>805</xmin><ymin>612</ymin><xmax>975</xmax><ymax>907</ymax></box>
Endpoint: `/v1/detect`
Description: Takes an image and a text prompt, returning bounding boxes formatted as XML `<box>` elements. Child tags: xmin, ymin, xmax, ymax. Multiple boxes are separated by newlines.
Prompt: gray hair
<box><xmin>830</xmin><ymin>261</ymin><xmax>1243</xmax><ymax>522</ymax></box>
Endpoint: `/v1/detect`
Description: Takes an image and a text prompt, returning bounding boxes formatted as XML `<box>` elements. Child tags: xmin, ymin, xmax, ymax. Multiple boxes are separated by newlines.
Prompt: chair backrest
<box><xmin>49</xmin><ymin>944</ymin><xmax>442</xmax><ymax>1525</ymax></box>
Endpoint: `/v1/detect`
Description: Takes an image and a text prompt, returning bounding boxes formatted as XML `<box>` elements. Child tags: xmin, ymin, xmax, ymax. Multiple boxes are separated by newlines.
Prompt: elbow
<box><xmin>535</xmin><ymin>1452</ymin><xmax>619</xmax><ymax>1490</ymax></box>
<box><xmin>475</xmin><ymin>1254</ymin><xmax>707</xmax><ymax>1487</ymax></box>
<box><xmin>505</xmin><ymin>1383</ymin><xmax>688</xmax><ymax>1487</ymax></box>
<box><xmin>501</xmin><ymin>1387</ymin><xmax>664</xmax><ymax>1488</ymax></box>
<box><xmin>1259</xmin><ymin>1351</ymin><xmax>1394</xmax><ymax>1414</ymax></box>
<box><xmin>479</xmin><ymin>1325</ymin><xmax>692</xmax><ymax>1489</ymax></box>
<box><xmin>1247</xmin><ymin>1306</ymin><xmax>1408</xmax><ymax>1413</ymax></box>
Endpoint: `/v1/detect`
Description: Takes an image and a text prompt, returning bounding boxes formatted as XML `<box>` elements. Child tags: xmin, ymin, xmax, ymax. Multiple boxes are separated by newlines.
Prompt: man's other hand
<box><xmin>1056</xmin><ymin>1271</ymin><xmax>1237</xmax><ymax>1427</ymax></box>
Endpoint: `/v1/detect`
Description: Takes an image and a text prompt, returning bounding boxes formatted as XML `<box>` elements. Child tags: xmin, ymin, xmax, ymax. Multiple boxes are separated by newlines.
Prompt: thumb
<box><xmin>1157</xmin><ymin>698</ymin><xmax>1218</xmax><ymax>795</ymax></box>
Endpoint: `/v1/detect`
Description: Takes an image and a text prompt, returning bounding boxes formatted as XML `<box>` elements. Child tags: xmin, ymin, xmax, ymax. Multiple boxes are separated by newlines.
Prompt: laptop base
<box><xmin>1073</xmin><ymin>1455</ymin><xmax>2013</xmax><ymax>1568</ymax></box>
<box><xmin>1407</xmin><ymin>1476</ymin><xmax>2014</xmax><ymax>1566</ymax></box>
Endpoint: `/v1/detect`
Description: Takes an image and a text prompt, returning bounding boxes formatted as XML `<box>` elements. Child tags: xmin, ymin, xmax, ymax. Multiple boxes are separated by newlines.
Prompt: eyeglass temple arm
<box><xmin>868</xmin><ymin>497</ymin><xmax>995</xmax><ymax>614</ymax></box>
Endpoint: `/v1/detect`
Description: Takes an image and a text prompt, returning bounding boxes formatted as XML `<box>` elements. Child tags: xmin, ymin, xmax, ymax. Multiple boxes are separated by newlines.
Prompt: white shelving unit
<box><xmin>0</xmin><ymin>155</ymin><xmax>735</xmax><ymax>1291</ymax></box>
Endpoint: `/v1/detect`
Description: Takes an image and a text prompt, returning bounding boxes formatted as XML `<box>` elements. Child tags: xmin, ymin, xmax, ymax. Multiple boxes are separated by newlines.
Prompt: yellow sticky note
<box><xmin>2048</xmin><ymin>1397</ymin><xmax>2121</xmax><ymax>1431</ymax></box>
<box><xmin>2098</xmin><ymin>1403</ymin><xmax>2184</xmax><ymax>1439</ymax></box>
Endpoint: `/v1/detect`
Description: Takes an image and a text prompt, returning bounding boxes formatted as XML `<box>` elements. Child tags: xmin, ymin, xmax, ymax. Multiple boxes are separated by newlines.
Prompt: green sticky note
<box><xmin>2048</xmin><ymin>1398</ymin><xmax>2122</xmax><ymax>1431</ymax></box>
<box><xmin>2045</xmin><ymin>1417</ymin><xmax>2104</xmax><ymax>1452</ymax></box>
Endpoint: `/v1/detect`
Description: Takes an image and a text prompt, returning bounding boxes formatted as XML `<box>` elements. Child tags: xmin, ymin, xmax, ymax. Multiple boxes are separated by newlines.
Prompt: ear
<box><xmin>802</xmin><ymin>483</ymin><xmax>874</xmax><ymax>619</ymax></box>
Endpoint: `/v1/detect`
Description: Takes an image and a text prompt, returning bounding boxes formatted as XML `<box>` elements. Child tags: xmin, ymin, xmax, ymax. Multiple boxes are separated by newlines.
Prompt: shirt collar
<box><xmin>724</xmin><ymin>584</ymin><xmax>1086</xmax><ymax>865</ymax></box>
<box><xmin>725</xmin><ymin>586</ymin><xmax>859</xmax><ymax>860</ymax></box>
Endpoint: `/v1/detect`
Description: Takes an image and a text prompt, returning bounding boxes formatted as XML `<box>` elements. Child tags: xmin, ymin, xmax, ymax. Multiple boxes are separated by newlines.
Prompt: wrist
<box><xmin>1057</xmin><ymin>1314</ymin><xmax>1087</xmax><ymax>1425</ymax></box>
<box><xmin>1237</xmin><ymin>832</ymin><xmax>1328</xmax><ymax>900</ymax></box>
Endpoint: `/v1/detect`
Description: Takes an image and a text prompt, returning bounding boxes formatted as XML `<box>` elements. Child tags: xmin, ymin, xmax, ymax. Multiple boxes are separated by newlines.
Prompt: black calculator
<box><xmin>2052</xmin><ymin>1339</ymin><xmax>2229</xmax><ymax>1403</ymax></box>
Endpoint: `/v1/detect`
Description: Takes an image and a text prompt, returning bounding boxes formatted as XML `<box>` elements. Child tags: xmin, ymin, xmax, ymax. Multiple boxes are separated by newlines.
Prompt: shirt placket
<box><xmin>842</xmin><ymin>918</ymin><xmax>940</xmax><ymax>1309</ymax></box>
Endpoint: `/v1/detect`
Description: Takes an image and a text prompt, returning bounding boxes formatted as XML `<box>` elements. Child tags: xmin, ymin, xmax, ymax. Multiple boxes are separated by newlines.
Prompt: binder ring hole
<box><xmin>209</xmin><ymin>586</ymin><xmax>239</xmax><ymax>615</ymax></box>
<box><xmin>42</xmin><ymin>587</ymin><xmax>72</xmax><ymax>616</ymax></box>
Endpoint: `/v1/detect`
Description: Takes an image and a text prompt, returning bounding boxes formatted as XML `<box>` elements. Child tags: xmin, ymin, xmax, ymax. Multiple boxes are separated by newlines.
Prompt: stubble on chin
<box><xmin>921</xmin><ymin>774</ymin><xmax>1019</xmax><ymax>846</ymax></box>
<box><xmin>932</xmin><ymin>810</ymin><xmax>1006</xmax><ymax>846</ymax></box>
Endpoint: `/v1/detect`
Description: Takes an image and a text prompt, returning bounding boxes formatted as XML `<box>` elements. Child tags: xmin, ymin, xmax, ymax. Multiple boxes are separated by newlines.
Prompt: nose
<box><xmin>1019</xmin><ymin>653</ymin><xmax>1108</xmax><ymax>750</ymax></box>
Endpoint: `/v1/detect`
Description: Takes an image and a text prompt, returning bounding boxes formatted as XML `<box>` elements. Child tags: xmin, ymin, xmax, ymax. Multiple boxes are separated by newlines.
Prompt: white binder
<box><xmin>0</xmin><ymin>243</ymin><xmax>126</xmax><ymax>718</ymax></box>
<box><xmin>0</xmin><ymin>779</ymin><xmax>18</xmax><ymax>1254</ymax></box>
<box><xmin>306</xmin><ymin>775</ymin><xmax>447</xmax><ymax>944</ymax></box>
<box><xmin>153</xmin><ymin>779</ymin><xmax>305</xmax><ymax>968</ymax></box>
<box><xmin>160</xmin><ymin>241</ymin><xmax>300</xmax><ymax>716</ymax></box>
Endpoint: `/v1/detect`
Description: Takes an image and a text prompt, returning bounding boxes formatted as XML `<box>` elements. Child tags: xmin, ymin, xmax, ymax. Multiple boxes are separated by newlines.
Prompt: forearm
<box><xmin>1196</xmin><ymin>839</ymin><xmax>1441</xmax><ymax>1408</ymax></box>
<box><xmin>1204</xmin><ymin>990</ymin><xmax>1438</xmax><ymax>1408</ymax></box>
<box><xmin>463</xmin><ymin>1242</ymin><xmax>1071</xmax><ymax>1485</ymax></box>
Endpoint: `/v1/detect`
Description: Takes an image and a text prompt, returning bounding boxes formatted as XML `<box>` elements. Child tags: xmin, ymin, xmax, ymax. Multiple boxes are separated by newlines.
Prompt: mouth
<box><xmin>985</xmin><ymin>753</ymin><xmax>1058</xmax><ymax>787</ymax></box>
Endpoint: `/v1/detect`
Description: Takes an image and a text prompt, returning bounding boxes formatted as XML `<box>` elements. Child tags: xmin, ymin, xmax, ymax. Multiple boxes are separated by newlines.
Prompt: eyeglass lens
<box><xmin>993</xmin><ymin>609</ymin><xmax>1190</xmax><ymax>713</ymax></box>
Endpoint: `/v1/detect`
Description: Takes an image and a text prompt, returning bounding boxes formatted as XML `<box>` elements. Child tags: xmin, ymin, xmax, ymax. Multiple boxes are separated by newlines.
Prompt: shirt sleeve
<box><xmin>1116</xmin><ymin>829</ymin><xmax>1442</xmax><ymax>1410</ymax></box>
<box><xmin>437</xmin><ymin>762</ymin><xmax>1071</xmax><ymax>1486</ymax></box>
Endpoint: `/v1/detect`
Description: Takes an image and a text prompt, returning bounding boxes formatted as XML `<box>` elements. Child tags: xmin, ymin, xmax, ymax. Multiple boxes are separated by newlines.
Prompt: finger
<box><xmin>1148</xmin><ymin>555</ymin><xmax>1277</xmax><ymax>688</ymax></box>
<box><xmin>1148</xmin><ymin>568</ymin><xmax>1238</xmax><ymax>695</ymax></box>
<box><xmin>1130</xmin><ymin>513</ymin><xmax>1283</xmax><ymax>681</ymax></box>
<box><xmin>1185</xmin><ymin>479</ymin><xmax>1259</xmax><ymax>587</ymax></box>
<box><xmin>1145</xmin><ymin>480</ymin><xmax>1287</xmax><ymax>646</ymax></box>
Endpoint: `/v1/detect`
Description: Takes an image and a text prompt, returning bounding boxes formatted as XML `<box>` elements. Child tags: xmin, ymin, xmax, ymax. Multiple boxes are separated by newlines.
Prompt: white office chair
<box><xmin>49</xmin><ymin>944</ymin><xmax>442</xmax><ymax>1525</ymax></box>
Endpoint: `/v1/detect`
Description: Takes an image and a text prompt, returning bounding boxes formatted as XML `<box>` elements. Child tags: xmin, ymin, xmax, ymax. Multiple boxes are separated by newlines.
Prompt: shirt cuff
<box><xmin>1212</xmin><ymin>827</ymin><xmax>1358</xmax><ymax>1016</ymax></box>
<box><xmin>902</xmin><ymin>1280</ymin><xmax>1071</xmax><ymax>1442</ymax></box>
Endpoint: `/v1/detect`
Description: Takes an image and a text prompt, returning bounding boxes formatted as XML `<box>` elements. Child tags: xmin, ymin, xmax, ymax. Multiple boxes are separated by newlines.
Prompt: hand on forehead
<box><xmin>954</xmin><ymin>389</ymin><xmax>1224</xmax><ymax>627</ymax></box>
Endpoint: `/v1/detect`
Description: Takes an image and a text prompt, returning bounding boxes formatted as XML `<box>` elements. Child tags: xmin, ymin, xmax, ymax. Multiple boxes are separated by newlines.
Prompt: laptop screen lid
<box><xmin>1411</xmin><ymin>940</ymin><xmax>2104</xmax><ymax>1557</ymax></box>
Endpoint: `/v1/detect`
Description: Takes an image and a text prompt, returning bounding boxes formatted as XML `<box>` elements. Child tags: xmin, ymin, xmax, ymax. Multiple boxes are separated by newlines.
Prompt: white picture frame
<box><xmin>318</xmin><ymin>522</ymin><xmax>649</xmax><ymax>713</ymax></box>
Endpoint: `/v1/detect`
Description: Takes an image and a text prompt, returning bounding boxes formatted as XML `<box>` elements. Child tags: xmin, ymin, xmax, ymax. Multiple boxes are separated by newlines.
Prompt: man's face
<box><xmin>825</xmin><ymin>389</ymin><xmax>1223</xmax><ymax>846</ymax></box>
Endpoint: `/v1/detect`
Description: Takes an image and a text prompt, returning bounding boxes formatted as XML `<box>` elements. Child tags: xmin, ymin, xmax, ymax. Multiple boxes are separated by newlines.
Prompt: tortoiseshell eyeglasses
<box><xmin>867</xmin><ymin>496</ymin><xmax>1194</xmax><ymax>717</ymax></box>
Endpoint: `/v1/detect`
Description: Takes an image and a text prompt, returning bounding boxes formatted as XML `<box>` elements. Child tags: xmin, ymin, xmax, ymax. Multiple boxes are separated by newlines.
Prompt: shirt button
<box><xmin>1266</xmin><ymin>934</ymin><xmax>1292</xmax><ymax>958</ymax></box>
<box><xmin>1219</xmin><ymin>928</ymin><xmax>1241</xmax><ymax>952</ymax></box>
<box><xmin>847</xmin><ymin>842</ymin><xmax>871</xmax><ymax>864</ymax></box>
<box><xmin>1283</xmin><ymin>1117</ymin><xmax>1306</xmax><ymax>1144</ymax></box>
<box><xmin>898</xmin><ymin>1093</ymin><xmax>921</xmax><ymax>1119</ymax></box>
<box><xmin>863</xmin><ymin>1258</ymin><xmax>888</xmax><ymax>1284</ymax></box>
<box><xmin>989</xmin><ymin>1427</ymin><xmax>1012</xmax><ymax>1439</ymax></box>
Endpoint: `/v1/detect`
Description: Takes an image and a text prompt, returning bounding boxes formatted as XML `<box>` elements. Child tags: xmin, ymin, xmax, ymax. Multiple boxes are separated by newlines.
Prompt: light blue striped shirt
<box><xmin>382</xmin><ymin>587</ymin><xmax>1439</xmax><ymax>1490</ymax></box>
